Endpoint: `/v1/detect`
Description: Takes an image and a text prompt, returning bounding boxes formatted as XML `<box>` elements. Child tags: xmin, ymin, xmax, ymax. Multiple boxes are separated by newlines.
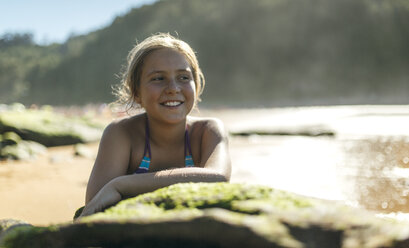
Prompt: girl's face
<box><xmin>136</xmin><ymin>48</ymin><xmax>196</xmax><ymax>124</ymax></box>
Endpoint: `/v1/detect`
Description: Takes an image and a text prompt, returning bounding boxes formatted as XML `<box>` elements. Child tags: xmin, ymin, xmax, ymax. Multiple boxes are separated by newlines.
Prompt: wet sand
<box><xmin>0</xmin><ymin>143</ymin><xmax>98</xmax><ymax>225</ymax></box>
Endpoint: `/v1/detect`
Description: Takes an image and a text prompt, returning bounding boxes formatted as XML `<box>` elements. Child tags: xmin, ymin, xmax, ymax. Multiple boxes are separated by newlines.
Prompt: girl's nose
<box><xmin>165</xmin><ymin>78</ymin><xmax>181</xmax><ymax>94</ymax></box>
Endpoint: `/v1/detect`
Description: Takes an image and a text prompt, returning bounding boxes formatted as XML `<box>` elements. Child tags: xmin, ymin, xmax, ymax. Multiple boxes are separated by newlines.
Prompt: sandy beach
<box><xmin>0</xmin><ymin>143</ymin><xmax>98</xmax><ymax>225</ymax></box>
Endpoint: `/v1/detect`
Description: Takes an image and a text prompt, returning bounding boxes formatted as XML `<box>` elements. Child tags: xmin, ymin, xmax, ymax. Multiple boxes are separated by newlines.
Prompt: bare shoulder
<box><xmin>86</xmin><ymin>114</ymin><xmax>146</xmax><ymax>203</ymax></box>
<box><xmin>188</xmin><ymin>116</ymin><xmax>228</xmax><ymax>140</ymax></box>
<box><xmin>188</xmin><ymin>116</ymin><xmax>231</xmax><ymax>176</ymax></box>
<box><xmin>103</xmin><ymin>114</ymin><xmax>145</xmax><ymax>137</ymax></box>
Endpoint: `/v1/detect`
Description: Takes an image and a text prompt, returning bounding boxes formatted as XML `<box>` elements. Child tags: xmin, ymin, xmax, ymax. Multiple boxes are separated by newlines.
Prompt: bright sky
<box><xmin>0</xmin><ymin>0</ymin><xmax>157</xmax><ymax>44</ymax></box>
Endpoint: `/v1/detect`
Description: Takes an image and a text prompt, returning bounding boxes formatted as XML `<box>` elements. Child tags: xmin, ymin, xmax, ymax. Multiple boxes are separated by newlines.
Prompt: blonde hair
<box><xmin>114</xmin><ymin>33</ymin><xmax>205</xmax><ymax>111</ymax></box>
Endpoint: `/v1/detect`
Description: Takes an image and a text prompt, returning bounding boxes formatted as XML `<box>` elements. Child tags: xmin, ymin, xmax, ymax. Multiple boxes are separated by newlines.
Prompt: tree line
<box><xmin>1</xmin><ymin>0</ymin><xmax>408</xmax><ymax>107</ymax></box>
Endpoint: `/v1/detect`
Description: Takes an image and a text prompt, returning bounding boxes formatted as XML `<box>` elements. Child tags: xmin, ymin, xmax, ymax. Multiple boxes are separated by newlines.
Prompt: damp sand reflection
<box><xmin>341</xmin><ymin>138</ymin><xmax>409</xmax><ymax>213</ymax></box>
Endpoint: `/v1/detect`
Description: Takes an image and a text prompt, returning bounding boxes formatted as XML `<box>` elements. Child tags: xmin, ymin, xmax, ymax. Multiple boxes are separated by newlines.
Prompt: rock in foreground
<box><xmin>2</xmin><ymin>183</ymin><xmax>409</xmax><ymax>248</ymax></box>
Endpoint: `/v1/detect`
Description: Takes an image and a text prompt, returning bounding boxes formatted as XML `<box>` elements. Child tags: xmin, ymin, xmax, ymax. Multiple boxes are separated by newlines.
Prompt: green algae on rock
<box><xmin>0</xmin><ymin>137</ymin><xmax>47</xmax><ymax>160</ymax></box>
<box><xmin>0</xmin><ymin>132</ymin><xmax>21</xmax><ymax>147</ymax></box>
<box><xmin>0</xmin><ymin>219</ymin><xmax>31</xmax><ymax>235</ymax></box>
<box><xmin>2</xmin><ymin>183</ymin><xmax>409</xmax><ymax>248</ymax></box>
<box><xmin>0</xmin><ymin>108</ymin><xmax>104</xmax><ymax>147</ymax></box>
<box><xmin>0</xmin><ymin>219</ymin><xmax>32</xmax><ymax>245</ymax></box>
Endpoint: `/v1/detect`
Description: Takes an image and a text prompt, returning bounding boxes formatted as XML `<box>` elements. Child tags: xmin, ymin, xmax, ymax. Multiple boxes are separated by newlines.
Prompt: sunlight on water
<box><xmin>230</xmin><ymin>135</ymin><xmax>409</xmax><ymax>220</ymax></box>
<box><xmin>229</xmin><ymin>135</ymin><xmax>343</xmax><ymax>200</ymax></box>
<box><xmin>199</xmin><ymin>106</ymin><xmax>409</xmax><ymax>220</ymax></box>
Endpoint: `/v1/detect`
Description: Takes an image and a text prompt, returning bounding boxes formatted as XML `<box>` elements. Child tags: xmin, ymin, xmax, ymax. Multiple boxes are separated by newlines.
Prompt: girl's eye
<box><xmin>151</xmin><ymin>76</ymin><xmax>164</xmax><ymax>82</ymax></box>
<box><xmin>179</xmin><ymin>75</ymin><xmax>191</xmax><ymax>81</ymax></box>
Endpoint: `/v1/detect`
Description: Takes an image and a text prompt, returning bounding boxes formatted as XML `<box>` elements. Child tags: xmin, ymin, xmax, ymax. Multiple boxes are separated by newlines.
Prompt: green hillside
<box><xmin>1</xmin><ymin>0</ymin><xmax>408</xmax><ymax>107</ymax></box>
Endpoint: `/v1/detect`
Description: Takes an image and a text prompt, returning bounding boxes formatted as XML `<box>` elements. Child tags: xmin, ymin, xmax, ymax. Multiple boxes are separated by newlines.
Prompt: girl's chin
<box><xmin>163</xmin><ymin>115</ymin><xmax>187</xmax><ymax>124</ymax></box>
<box><xmin>149</xmin><ymin>113</ymin><xmax>188</xmax><ymax>124</ymax></box>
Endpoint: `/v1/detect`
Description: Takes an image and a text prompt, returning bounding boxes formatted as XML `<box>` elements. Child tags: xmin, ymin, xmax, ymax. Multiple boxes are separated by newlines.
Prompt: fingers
<box><xmin>78</xmin><ymin>206</ymin><xmax>94</xmax><ymax>218</ymax></box>
<box><xmin>78</xmin><ymin>200</ymin><xmax>101</xmax><ymax>218</ymax></box>
<box><xmin>78</xmin><ymin>182</ymin><xmax>123</xmax><ymax>219</ymax></box>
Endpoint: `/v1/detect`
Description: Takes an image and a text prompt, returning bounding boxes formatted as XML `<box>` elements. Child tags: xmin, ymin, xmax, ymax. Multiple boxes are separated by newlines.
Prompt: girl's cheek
<box><xmin>188</xmin><ymin>81</ymin><xmax>196</xmax><ymax>94</ymax></box>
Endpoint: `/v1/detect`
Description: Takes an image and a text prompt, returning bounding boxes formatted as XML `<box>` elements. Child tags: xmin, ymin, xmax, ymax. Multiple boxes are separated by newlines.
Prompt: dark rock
<box><xmin>0</xmin><ymin>132</ymin><xmax>21</xmax><ymax>146</ymax></box>
<box><xmin>0</xmin><ymin>140</ymin><xmax>47</xmax><ymax>160</ymax></box>
<box><xmin>2</xmin><ymin>183</ymin><xmax>409</xmax><ymax>248</ymax></box>
<box><xmin>0</xmin><ymin>219</ymin><xmax>31</xmax><ymax>242</ymax></box>
<box><xmin>230</xmin><ymin>125</ymin><xmax>335</xmax><ymax>137</ymax></box>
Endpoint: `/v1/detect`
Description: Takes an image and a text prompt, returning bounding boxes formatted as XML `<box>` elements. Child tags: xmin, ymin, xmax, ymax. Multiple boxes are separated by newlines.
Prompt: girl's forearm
<box><xmin>112</xmin><ymin>167</ymin><xmax>228</xmax><ymax>198</ymax></box>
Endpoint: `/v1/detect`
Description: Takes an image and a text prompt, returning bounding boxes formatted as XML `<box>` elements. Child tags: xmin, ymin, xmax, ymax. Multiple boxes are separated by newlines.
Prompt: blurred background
<box><xmin>1</xmin><ymin>0</ymin><xmax>409</xmax><ymax>225</ymax></box>
<box><xmin>1</xmin><ymin>0</ymin><xmax>408</xmax><ymax>107</ymax></box>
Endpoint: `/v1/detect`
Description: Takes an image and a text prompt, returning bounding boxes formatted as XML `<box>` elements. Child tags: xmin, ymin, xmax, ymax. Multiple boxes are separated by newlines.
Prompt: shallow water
<box><xmin>340</xmin><ymin>137</ymin><xmax>409</xmax><ymax>213</ymax></box>
<box><xmin>229</xmin><ymin>135</ymin><xmax>409</xmax><ymax>214</ymax></box>
<box><xmin>195</xmin><ymin>105</ymin><xmax>409</xmax><ymax>217</ymax></box>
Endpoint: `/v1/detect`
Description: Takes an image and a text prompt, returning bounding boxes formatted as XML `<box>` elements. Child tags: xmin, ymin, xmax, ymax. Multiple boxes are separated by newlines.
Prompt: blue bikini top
<box><xmin>134</xmin><ymin>118</ymin><xmax>194</xmax><ymax>174</ymax></box>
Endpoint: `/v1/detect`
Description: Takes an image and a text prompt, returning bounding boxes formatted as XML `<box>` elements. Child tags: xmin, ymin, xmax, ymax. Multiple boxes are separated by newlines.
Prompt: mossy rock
<box><xmin>0</xmin><ymin>132</ymin><xmax>47</xmax><ymax>160</ymax></box>
<box><xmin>0</xmin><ymin>140</ymin><xmax>47</xmax><ymax>160</ymax></box>
<box><xmin>2</xmin><ymin>183</ymin><xmax>409</xmax><ymax>248</ymax></box>
<box><xmin>0</xmin><ymin>219</ymin><xmax>31</xmax><ymax>242</ymax></box>
<box><xmin>0</xmin><ymin>109</ymin><xmax>104</xmax><ymax>147</ymax></box>
<box><xmin>230</xmin><ymin>125</ymin><xmax>335</xmax><ymax>137</ymax></box>
<box><xmin>0</xmin><ymin>132</ymin><xmax>22</xmax><ymax>147</ymax></box>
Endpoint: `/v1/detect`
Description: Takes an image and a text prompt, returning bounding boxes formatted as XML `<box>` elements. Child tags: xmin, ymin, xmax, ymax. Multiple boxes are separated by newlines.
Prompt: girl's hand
<box><xmin>79</xmin><ymin>181</ymin><xmax>122</xmax><ymax>217</ymax></box>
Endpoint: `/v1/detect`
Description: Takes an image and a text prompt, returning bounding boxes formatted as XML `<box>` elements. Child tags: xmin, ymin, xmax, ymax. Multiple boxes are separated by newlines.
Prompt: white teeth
<box><xmin>163</xmin><ymin>101</ymin><xmax>181</xmax><ymax>106</ymax></box>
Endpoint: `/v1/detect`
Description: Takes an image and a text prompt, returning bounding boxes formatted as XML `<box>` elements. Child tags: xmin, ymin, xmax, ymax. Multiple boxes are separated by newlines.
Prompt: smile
<box><xmin>160</xmin><ymin>101</ymin><xmax>183</xmax><ymax>107</ymax></box>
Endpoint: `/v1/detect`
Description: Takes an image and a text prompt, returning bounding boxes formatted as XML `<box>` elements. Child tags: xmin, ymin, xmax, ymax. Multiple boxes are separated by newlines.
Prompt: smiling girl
<box><xmin>79</xmin><ymin>33</ymin><xmax>231</xmax><ymax>217</ymax></box>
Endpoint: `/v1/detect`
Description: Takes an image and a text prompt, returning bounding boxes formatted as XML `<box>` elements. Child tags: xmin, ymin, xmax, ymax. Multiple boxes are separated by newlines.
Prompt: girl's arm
<box><xmin>80</xmin><ymin>118</ymin><xmax>231</xmax><ymax>217</ymax></box>
<box><xmin>197</xmin><ymin>118</ymin><xmax>231</xmax><ymax>179</ymax></box>
<box><xmin>85</xmin><ymin>121</ymin><xmax>131</xmax><ymax>204</ymax></box>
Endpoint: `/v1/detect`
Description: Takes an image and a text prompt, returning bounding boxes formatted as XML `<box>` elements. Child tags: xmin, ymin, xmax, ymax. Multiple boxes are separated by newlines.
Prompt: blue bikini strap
<box><xmin>184</xmin><ymin>128</ymin><xmax>194</xmax><ymax>167</ymax></box>
<box><xmin>136</xmin><ymin>118</ymin><xmax>193</xmax><ymax>173</ymax></box>
<box><xmin>143</xmin><ymin>117</ymin><xmax>152</xmax><ymax>159</ymax></box>
<box><xmin>135</xmin><ymin>117</ymin><xmax>151</xmax><ymax>173</ymax></box>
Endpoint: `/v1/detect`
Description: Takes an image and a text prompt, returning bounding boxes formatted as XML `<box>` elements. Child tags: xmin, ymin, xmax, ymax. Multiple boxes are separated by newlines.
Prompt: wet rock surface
<box><xmin>2</xmin><ymin>183</ymin><xmax>409</xmax><ymax>248</ymax></box>
<box><xmin>0</xmin><ymin>132</ymin><xmax>47</xmax><ymax>160</ymax></box>
<box><xmin>0</xmin><ymin>219</ymin><xmax>31</xmax><ymax>243</ymax></box>
<box><xmin>0</xmin><ymin>106</ymin><xmax>103</xmax><ymax>160</ymax></box>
